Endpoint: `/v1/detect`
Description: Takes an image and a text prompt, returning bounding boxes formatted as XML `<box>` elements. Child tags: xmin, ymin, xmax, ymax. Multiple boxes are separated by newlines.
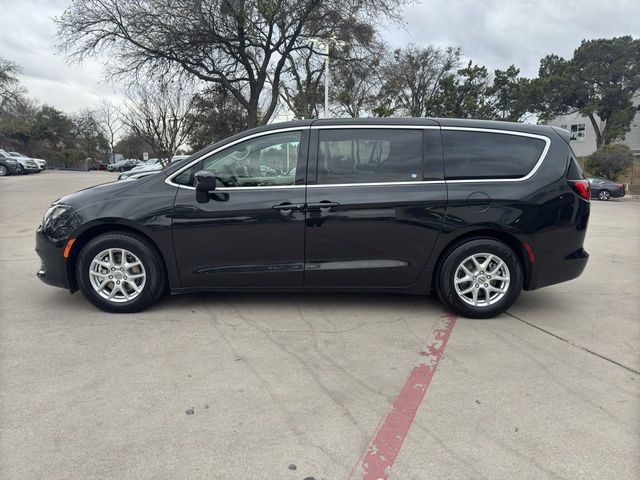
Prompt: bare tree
<box><xmin>122</xmin><ymin>80</ymin><xmax>197</xmax><ymax>167</ymax></box>
<box><xmin>0</xmin><ymin>57</ymin><xmax>26</xmax><ymax>113</ymax></box>
<box><xmin>331</xmin><ymin>50</ymin><xmax>383</xmax><ymax>118</ymax></box>
<box><xmin>95</xmin><ymin>100</ymin><xmax>124</xmax><ymax>163</ymax></box>
<box><xmin>56</xmin><ymin>0</ymin><xmax>407</xmax><ymax>127</ymax></box>
<box><xmin>375</xmin><ymin>45</ymin><xmax>461</xmax><ymax>117</ymax></box>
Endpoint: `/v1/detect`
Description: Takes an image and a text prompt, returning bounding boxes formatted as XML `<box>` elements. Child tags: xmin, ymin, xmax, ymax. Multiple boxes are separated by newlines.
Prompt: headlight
<box><xmin>42</xmin><ymin>204</ymin><xmax>72</xmax><ymax>230</ymax></box>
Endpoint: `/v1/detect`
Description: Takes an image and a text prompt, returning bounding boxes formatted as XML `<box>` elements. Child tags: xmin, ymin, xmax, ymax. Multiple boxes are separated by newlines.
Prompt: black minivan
<box><xmin>36</xmin><ymin>118</ymin><xmax>590</xmax><ymax>318</ymax></box>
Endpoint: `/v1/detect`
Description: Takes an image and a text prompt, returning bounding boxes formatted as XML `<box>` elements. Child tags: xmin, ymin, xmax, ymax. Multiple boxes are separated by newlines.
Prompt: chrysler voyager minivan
<box><xmin>36</xmin><ymin>118</ymin><xmax>590</xmax><ymax>318</ymax></box>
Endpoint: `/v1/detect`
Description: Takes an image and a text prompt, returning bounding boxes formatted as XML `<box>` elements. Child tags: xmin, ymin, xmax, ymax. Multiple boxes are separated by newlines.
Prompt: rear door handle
<box><xmin>307</xmin><ymin>201</ymin><xmax>340</xmax><ymax>211</ymax></box>
<box><xmin>272</xmin><ymin>202</ymin><xmax>304</xmax><ymax>214</ymax></box>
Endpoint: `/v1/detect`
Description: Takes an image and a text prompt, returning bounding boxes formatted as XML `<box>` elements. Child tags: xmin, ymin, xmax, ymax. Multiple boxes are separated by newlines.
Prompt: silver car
<box><xmin>118</xmin><ymin>155</ymin><xmax>189</xmax><ymax>180</ymax></box>
<box><xmin>10</xmin><ymin>152</ymin><xmax>47</xmax><ymax>171</ymax></box>
<box><xmin>0</xmin><ymin>149</ymin><xmax>38</xmax><ymax>173</ymax></box>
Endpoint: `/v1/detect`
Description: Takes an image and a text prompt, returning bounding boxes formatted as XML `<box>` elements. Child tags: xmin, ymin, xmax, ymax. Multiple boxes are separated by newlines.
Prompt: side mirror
<box><xmin>194</xmin><ymin>170</ymin><xmax>217</xmax><ymax>203</ymax></box>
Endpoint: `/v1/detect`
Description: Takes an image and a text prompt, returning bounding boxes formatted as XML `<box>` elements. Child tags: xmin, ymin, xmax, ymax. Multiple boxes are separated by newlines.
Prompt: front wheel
<box><xmin>76</xmin><ymin>232</ymin><xmax>167</xmax><ymax>313</ymax></box>
<box><xmin>597</xmin><ymin>190</ymin><xmax>611</xmax><ymax>201</ymax></box>
<box><xmin>0</xmin><ymin>165</ymin><xmax>8</xmax><ymax>176</ymax></box>
<box><xmin>437</xmin><ymin>239</ymin><xmax>523</xmax><ymax>319</ymax></box>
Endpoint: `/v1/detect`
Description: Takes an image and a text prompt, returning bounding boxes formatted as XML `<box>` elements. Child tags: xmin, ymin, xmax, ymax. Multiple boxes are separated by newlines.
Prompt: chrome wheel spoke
<box><xmin>89</xmin><ymin>248</ymin><xmax>146</xmax><ymax>304</ymax></box>
<box><xmin>454</xmin><ymin>252</ymin><xmax>511</xmax><ymax>308</ymax></box>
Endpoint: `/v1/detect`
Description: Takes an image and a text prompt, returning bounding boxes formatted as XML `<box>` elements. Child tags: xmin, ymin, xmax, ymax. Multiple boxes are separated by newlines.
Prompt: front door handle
<box><xmin>307</xmin><ymin>201</ymin><xmax>340</xmax><ymax>211</ymax></box>
<box><xmin>272</xmin><ymin>202</ymin><xmax>304</xmax><ymax>214</ymax></box>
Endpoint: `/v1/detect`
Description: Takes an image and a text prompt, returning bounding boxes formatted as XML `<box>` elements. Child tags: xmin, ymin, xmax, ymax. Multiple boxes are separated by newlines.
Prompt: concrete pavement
<box><xmin>0</xmin><ymin>171</ymin><xmax>638</xmax><ymax>479</ymax></box>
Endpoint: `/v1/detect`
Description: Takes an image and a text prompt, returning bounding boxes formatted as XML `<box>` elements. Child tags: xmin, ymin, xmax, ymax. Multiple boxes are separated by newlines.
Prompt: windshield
<box><xmin>0</xmin><ymin>149</ymin><xmax>10</xmax><ymax>157</ymax></box>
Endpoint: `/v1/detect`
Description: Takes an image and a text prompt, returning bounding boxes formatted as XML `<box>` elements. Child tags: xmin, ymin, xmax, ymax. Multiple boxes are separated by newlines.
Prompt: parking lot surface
<box><xmin>1</xmin><ymin>171</ymin><xmax>639</xmax><ymax>480</ymax></box>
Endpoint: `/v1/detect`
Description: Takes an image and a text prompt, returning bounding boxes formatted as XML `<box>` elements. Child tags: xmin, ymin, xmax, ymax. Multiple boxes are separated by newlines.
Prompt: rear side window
<box><xmin>317</xmin><ymin>129</ymin><xmax>423</xmax><ymax>184</ymax></box>
<box><xmin>566</xmin><ymin>153</ymin><xmax>585</xmax><ymax>180</ymax></box>
<box><xmin>442</xmin><ymin>131</ymin><xmax>546</xmax><ymax>180</ymax></box>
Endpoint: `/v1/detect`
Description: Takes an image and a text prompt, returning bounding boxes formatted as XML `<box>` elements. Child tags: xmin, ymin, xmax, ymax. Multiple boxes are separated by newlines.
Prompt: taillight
<box><xmin>617</xmin><ymin>183</ymin><xmax>625</xmax><ymax>192</ymax></box>
<box><xmin>569</xmin><ymin>179</ymin><xmax>590</xmax><ymax>200</ymax></box>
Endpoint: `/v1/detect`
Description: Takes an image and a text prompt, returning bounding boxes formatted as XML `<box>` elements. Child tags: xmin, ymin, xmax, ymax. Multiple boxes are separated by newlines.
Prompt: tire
<box><xmin>597</xmin><ymin>190</ymin><xmax>611</xmax><ymax>201</ymax></box>
<box><xmin>0</xmin><ymin>165</ymin><xmax>7</xmax><ymax>176</ymax></box>
<box><xmin>118</xmin><ymin>167</ymin><xmax>125</xmax><ymax>172</ymax></box>
<box><xmin>437</xmin><ymin>238</ymin><xmax>523</xmax><ymax>319</ymax></box>
<box><xmin>76</xmin><ymin>232</ymin><xmax>167</xmax><ymax>313</ymax></box>
<box><xmin>16</xmin><ymin>166</ymin><xmax>24</xmax><ymax>175</ymax></box>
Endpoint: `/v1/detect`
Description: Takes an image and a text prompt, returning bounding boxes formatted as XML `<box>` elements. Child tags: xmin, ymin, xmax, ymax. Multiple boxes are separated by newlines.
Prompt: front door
<box><xmin>171</xmin><ymin>129</ymin><xmax>308</xmax><ymax>288</ymax></box>
<box><xmin>304</xmin><ymin>126</ymin><xmax>447</xmax><ymax>287</ymax></box>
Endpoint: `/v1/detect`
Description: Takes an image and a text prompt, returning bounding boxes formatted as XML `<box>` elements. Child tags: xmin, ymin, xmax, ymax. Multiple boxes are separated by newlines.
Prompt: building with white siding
<box><xmin>544</xmin><ymin>92</ymin><xmax>640</xmax><ymax>160</ymax></box>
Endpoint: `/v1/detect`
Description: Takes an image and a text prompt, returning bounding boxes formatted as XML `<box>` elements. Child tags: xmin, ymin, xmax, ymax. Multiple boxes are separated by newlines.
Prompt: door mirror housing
<box><xmin>194</xmin><ymin>170</ymin><xmax>217</xmax><ymax>203</ymax></box>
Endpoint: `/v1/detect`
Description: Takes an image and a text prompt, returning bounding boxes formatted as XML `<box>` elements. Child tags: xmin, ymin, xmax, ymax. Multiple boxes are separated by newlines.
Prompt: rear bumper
<box><xmin>527</xmin><ymin>247</ymin><xmax>589</xmax><ymax>290</ymax></box>
<box><xmin>35</xmin><ymin>227</ymin><xmax>71</xmax><ymax>289</ymax></box>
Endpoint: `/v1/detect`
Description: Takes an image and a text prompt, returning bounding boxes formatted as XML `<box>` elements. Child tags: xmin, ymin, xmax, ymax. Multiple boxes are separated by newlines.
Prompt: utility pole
<box><xmin>310</xmin><ymin>37</ymin><xmax>346</xmax><ymax>118</ymax></box>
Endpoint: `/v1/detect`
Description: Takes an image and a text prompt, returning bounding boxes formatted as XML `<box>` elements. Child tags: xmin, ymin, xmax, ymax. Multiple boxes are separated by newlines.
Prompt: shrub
<box><xmin>584</xmin><ymin>144</ymin><xmax>634</xmax><ymax>181</ymax></box>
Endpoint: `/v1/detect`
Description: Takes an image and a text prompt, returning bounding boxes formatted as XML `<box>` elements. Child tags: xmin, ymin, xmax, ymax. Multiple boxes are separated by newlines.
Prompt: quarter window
<box><xmin>173</xmin><ymin>131</ymin><xmax>301</xmax><ymax>187</ymax></box>
<box><xmin>442</xmin><ymin>131</ymin><xmax>546</xmax><ymax>180</ymax></box>
<box><xmin>317</xmin><ymin>129</ymin><xmax>423</xmax><ymax>184</ymax></box>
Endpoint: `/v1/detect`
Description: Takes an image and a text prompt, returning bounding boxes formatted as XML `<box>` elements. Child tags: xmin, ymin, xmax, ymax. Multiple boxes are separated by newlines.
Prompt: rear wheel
<box><xmin>76</xmin><ymin>232</ymin><xmax>166</xmax><ymax>313</ymax></box>
<box><xmin>597</xmin><ymin>189</ymin><xmax>611</xmax><ymax>201</ymax></box>
<box><xmin>437</xmin><ymin>239</ymin><xmax>523</xmax><ymax>319</ymax></box>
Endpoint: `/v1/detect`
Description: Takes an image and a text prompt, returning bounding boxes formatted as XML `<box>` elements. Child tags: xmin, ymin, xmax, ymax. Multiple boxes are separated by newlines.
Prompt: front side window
<box><xmin>317</xmin><ymin>129</ymin><xmax>423</xmax><ymax>184</ymax></box>
<box><xmin>443</xmin><ymin>131</ymin><xmax>546</xmax><ymax>180</ymax></box>
<box><xmin>174</xmin><ymin>131</ymin><xmax>301</xmax><ymax>187</ymax></box>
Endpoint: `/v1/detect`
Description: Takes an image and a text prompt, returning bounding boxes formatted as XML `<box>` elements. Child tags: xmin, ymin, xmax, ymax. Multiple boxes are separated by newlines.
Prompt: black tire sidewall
<box><xmin>76</xmin><ymin>232</ymin><xmax>166</xmax><ymax>313</ymax></box>
<box><xmin>437</xmin><ymin>239</ymin><xmax>523</xmax><ymax>319</ymax></box>
<box><xmin>0</xmin><ymin>165</ymin><xmax>7</xmax><ymax>176</ymax></box>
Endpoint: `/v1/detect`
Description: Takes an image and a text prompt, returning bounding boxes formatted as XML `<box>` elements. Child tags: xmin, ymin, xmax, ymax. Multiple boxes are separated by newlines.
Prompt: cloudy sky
<box><xmin>0</xmin><ymin>0</ymin><xmax>638</xmax><ymax>114</ymax></box>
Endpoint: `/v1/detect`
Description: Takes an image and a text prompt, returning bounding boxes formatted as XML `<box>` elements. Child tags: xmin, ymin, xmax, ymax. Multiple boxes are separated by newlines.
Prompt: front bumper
<box><xmin>3</xmin><ymin>163</ymin><xmax>21</xmax><ymax>174</ymax></box>
<box><xmin>35</xmin><ymin>227</ymin><xmax>71</xmax><ymax>289</ymax></box>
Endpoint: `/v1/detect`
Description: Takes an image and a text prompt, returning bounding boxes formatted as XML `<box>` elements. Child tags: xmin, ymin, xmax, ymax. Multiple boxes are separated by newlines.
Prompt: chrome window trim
<box><xmin>309</xmin><ymin>180</ymin><xmax>445</xmax><ymax>188</ymax></box>
<box><xmin>440</xmin><ymin>127</ymin><xmax>551</xmax><ymax>183</ymax></box>
<box><xmin>311</xmin><ymin>124</ymin><xmax>440</xmax><ymax>130</ymax></box>
<box><xmin>166</xmin><ymin>124</ymin><xmax>552</xmax><ymax>190</ymax></box>
<box><xmin>165</xmin><ymin>126</ymin><xmax>309</xmax><ymax>190</ymax></box>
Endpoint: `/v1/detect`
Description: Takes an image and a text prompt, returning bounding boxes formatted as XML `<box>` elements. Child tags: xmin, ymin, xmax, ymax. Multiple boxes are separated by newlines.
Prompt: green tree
<box><xmin>584</xmin><ymin>144</ymin><xmax>634</xmax><ymax>181</ymax></box>
<box><xmin>489</xmin><ymin>65</ymin><xmax>531</xmax><ymax>121</ymax></box>
<box><xmin>187</xmin><ymin>87</ymin><xmax>249</xmax><ymax>151</ymax></box>
<box><xmin>432</xmin><ymin>61</ymin><xmax>494</xmax><ymax>119</ymax></box>
<box><xmin>531</xmin><ymin>36</ymin><xmax>640</xmax><ymax>147</ymax></box>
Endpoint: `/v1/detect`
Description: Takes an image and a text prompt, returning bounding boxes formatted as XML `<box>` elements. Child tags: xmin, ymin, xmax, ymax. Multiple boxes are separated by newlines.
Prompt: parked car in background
<box><xmin>10</xmin><ymin>152</ymin><xmax>47</xmax><ymax>171</ymax></box>
<box><xmin>88</xmin><ymin>162</ymin><xmax>108</xmax><ymax>171</ymax></box>
<box><xmin>0</xmin><ymin>156</ymin><xmax>23</xmax><ymax>176</ymax></box>
<box><xmin>36</xmin><ymin>118</ymin><xmax>590</xmax><ymax>318</ymax></box>
<box><xmin>117</xmin><ymin>155</ymin><xmax>189</xmax><ymax>180</ymax></box>
<box><xmin>0</xmin><ymin>149</ymin><xmax>38</xmax><ymax>173</ymax></box>
<box><xmin>107</xmin><ymin>159</ymin><xmax>141</xmax><ymax>172</ymax></box>
<box><xmin>587</xmin><ymin>177</ymin><xmax>625</xmax><ymax>201</ymax></box>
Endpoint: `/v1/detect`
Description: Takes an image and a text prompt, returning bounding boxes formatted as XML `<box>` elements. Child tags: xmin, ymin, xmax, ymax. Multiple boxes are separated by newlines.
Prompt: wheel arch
<box><xmin>66</xmin><ymin>222</ymin><xmax>169</xmax><ymax>291</ymax></box>
<box><xmin>431</xmin><ymin>229</ymin><xmax>532</xmax><ymax>293</ymax></box>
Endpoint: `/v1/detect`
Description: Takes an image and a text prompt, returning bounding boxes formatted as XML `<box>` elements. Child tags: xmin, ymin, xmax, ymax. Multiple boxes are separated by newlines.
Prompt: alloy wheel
<box><xmin>453</xmin><ymin>253</ymin><xmax>511</xmax><ymax>307</ymax></box>
<box><xmin>88</xmin><ymin>248</ymin><xmax>146</xmax><ymax>303</ymax></box>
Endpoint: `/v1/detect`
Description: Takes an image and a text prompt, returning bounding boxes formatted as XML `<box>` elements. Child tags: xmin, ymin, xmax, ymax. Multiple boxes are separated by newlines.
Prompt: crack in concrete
<box><xmin>505</xmin><ymin>312</ymin><xmax>640</xmax><ymax>376</ymax></box>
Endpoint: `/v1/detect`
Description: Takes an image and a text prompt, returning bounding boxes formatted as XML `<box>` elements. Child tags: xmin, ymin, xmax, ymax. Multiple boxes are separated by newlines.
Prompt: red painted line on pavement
<box><xmin>349</xmin><ymin>311</ymin><xmax>457</xmax><ymax>480</ymax></box>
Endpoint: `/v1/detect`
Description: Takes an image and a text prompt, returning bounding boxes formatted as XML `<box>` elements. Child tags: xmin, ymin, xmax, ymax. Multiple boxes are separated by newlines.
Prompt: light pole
<box><xmin>310</xmin><ymin>37</ymin><xmax>346</xmax><ymax>118</ymax></box>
